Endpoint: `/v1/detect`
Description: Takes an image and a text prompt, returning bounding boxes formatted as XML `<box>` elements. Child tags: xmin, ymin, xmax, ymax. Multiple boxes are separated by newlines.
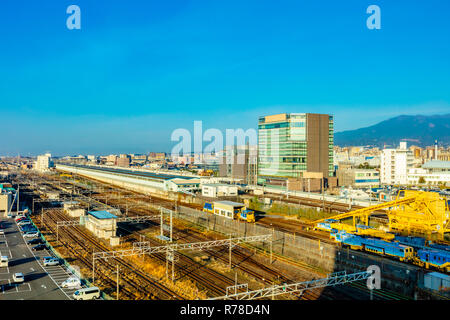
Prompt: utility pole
<box><xmin>116</xmin><ymin>264</ymin><xmax>120</xmax><ymax>300</ymax></box>
<box><xmin>160</xmin><ymin>208</ymin><xmax>164</xmax><ymax>238</ymax></box>
<box><xmin>17</xmin><ymin>185</ymin><xmax>20</xmax><ymax>215</ymax></box>
<box><xmin>171</xmin><ymin>250</ymin><xmax>175</xmax><ymax>282</ymax></box>
<box><xmin>229</xmin><ymin>235</ymin><xmax>232</xmax><ymax>271</ymax></box>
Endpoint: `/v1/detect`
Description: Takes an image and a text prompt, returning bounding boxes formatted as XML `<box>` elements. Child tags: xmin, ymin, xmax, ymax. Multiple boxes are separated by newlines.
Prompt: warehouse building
<box><xmin>85</xmin><ymin>210</ymin><xmax>118</xmax><ymax>240</ymax></box>
<box><xmin>212</xmin><ymin>201</ymin><xmax>245</xmax><ymax>219</ymax></box>
<box><xmin>164</xmin><ymin>178</ymin><xmax>201</xmax><ymax>193</ymax></box>
<box><xmin>202</xmin><ymin>183</ymin><xmax>238</xmax><ymax>198</ymax></box>
<box><xmin>63</xmin><ymin>201</ymin><xmax>86</xmax><ymax>218</ymax></box>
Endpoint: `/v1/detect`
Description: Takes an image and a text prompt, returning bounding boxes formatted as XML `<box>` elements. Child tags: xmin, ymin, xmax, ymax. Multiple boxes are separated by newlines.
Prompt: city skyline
<box><xmin>1</xmin><ymin>1</ymin><xmax>449</xmax><ymax>155</ymax></box>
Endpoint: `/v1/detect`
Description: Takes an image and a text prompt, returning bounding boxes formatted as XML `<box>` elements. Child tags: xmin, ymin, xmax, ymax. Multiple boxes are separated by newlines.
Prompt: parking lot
<box><xmin>0</xmin><ymin>216</ymin><xmax>87</xmax><ymax>300</ymax></box>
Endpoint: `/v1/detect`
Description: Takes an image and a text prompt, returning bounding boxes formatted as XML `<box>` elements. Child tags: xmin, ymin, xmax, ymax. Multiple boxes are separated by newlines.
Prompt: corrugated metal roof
<box><xmin>88</xmin><ymin>210</ymin><xmax>117</xmax><ymax>220</ymax></box>
<box><xmin>214</xmin><ymin>200</ymin><xmax>245</xmax><ymax>207</ymax></box>
<box><xmin>423</xmin><ymin>160</ymin><xmax>450</xmax><ymax>169</ymax></box>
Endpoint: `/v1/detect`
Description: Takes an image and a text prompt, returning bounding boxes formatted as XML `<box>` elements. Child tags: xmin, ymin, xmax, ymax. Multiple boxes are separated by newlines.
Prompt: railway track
<box><xmin>34</xmin><ymin>208</ymin><xmax>183</xmax><ymax>300</ymax></box>
<box><xmin>19</xmin><ymin>172</ymin><xmax>391</xmax><ymax>300</ymax></box>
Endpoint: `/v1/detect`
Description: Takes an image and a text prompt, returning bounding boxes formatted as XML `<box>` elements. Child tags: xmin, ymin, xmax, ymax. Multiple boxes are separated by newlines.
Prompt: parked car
<box><xmin>0</xmin><ymin>230</ymin><xmax>4</xmax><ymax>236</ymax></box>
<box><xmin>27</xmin><ymin>238</ymin><xmax>43</xmax><ymax>245</ymax></box>
<box><xmin>32</xmin><ymin>244</ymin><xmax>47</xmax><ymax>251</ymax></box>
<box><xmin>20</xmin><ymin>227</ymin><xmax>36</xmax><ymax>233</ymax></box>
<box><xmin>12</xmin><ymin>272</ymin><xmax>24</xmax><ymax>283</ymax></box>
<box><xmin>73</xmin><ymin>287</ymin><xmax>100</xmax><ymax>300</ymax></box>
<box><xmin>17</xmin><ymin>220</ymin><xmax>31</xmax><ymax>226</ymax></box>
<box><xmin>23</xmin><ymin>231</ymin><xmax>39</xmax><ymax>238</ymax></box>
<box><xmin>15</xmin><ymin>216</ymin><xmax>26</xmax><ymax>222</ymax></box>
<box><xmin>43</xmin><ymin>257</ymin><xmax>59</xmax><ymax>266</ymax></box>
<box><xmin>62</xmin><ymin>277</ymin><xmax>82</xmax><ymax>289</ymax></box>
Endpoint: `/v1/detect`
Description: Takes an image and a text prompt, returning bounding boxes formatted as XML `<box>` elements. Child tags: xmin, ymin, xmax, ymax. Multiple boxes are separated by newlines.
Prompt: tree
<box><xmin>418</xmin><ymin>176</ymin><xmax>426</xmax><ymax>184</ymax></box>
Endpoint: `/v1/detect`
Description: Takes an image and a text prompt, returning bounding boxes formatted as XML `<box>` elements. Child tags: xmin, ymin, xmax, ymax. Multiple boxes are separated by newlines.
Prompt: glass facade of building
<box><xmin>257</xmin><ymin>113</ymin><xmax>334</xmax><ymax>184</ymax></box>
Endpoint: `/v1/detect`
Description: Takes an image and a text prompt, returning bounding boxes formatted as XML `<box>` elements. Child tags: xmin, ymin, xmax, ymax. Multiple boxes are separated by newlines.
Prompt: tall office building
<box><xmin>257</xmin><ymin>113</ymin><xmax>334</xmax><ymax>186</ymax></box>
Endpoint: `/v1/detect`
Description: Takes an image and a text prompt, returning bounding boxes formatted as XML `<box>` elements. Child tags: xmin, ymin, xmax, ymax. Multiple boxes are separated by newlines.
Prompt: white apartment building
<box><xmin>34</xmin><ymin>154</ymin><xmax>52</xmax><ymax>172</ymax></box>
<box><xmin>407</xmin><ymin>160</ymin><xmax>450</xmax><ymax>186</ymax></box>
<box><xmin>380</xmin><ymin>142</ymin><xmax>414</xmax><ymax>185</ymax></box>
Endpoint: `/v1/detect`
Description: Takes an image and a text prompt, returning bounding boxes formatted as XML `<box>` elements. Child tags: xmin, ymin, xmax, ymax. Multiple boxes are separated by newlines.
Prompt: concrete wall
<box><xmin>170</xmin><ymin>205</ymin><xmax>426</xmax><ymax>298</ymax></box>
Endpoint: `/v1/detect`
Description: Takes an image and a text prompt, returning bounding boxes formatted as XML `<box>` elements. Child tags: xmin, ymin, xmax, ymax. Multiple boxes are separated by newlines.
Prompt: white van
<box><xmin>62</xmin><ymin>277</ymin><xmax>81</xmax><ymax>289</ymax></box>
<box><xmin>73</xmin><ymin>287</ymin><xmax>101</xmax><ymax>300</ymax></box>
<box><xmin>0</xmin><ymin>256</ymin><xmax>8</xmax><ymax>267</ymax></box>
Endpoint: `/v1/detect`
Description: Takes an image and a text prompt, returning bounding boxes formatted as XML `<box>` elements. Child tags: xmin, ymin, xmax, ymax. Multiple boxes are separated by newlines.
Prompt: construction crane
<box><xmin>314</xmin><ymin>190</ymin><xmax>450</xmax><ymax>240</ymax></box>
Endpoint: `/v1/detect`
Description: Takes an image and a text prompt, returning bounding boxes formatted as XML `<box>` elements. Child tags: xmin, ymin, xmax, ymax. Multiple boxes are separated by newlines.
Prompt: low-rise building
<box><xmin>212</xmin><ymin>201</ymin><xmax>245</xmax><ymax>219</ymax></box>
<box><xmin>407</xmin><ymin>160</ymin><xmax>450</xmax><ymax>186</ymax></box>
<box><xmin>85</xmin><ymin>210</ymin><xmax>117</xmax><ymax>239</ymax></box>
<box><xmin>164</xmin><ymin>178</ymin><xmax>201</xmax><ymax>193</ymax></box>
<box><xmin>0</xmin><ymin>189</ymin><xmax>12</xmax><ymax>218</ymax></box>
<box><xmin>337</xmin><ymin>168</ymin><xmax>380</xmax><ymax>188</ymax></box>
<box><xmin>63</xmin><ymin>201</ymin><xmax>86</xmax><ymax>218</ymax></box>
<box><xmin>202</xmin><ymin>183</ymin><xmax>238</xmax><ymax>198</ymax></box>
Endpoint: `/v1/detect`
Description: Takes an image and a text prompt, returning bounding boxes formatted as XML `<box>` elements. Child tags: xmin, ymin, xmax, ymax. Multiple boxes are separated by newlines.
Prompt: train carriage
<box><xmin>416</xmin><ymin>249</ymin><xmax>450</xmax><ymax>272</ymax></box>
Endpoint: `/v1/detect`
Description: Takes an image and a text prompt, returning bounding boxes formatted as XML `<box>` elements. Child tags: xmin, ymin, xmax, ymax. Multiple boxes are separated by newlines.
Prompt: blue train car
<box><xmin>416</xmin><ymin>248</ymin><xmax>450</xmax><ymax>272</ymax></box>
<box><xmin>334</xmin><ymin>232</ymin><xmax>414</xmax><ymax>261</ymax></box>
<box><xmin>333</xmin><ymin>231</ymin><xmax>364</xmax><ymax>250</ymax></box>
<box><xmin>315</xmin><ymin>219</ymin><xmax>339</xmax><ymax>232</ymax></box>
<box><xmin>362</xmin><ymin>238</ymin><xmax>414</xmax><ymax>261</ymax></box>
<box><xmin>395</xmin><ymin>236</ymin><xmax>427</xmax><ymax>248</ymax></box>
<box><xmin>429</xmin><ymin>243</ymin><xmax>450</xmax><ymax>252</ymax></box>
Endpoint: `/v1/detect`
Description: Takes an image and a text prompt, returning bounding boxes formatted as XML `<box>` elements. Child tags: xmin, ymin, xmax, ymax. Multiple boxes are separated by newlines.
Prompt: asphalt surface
<box><xmin>0</xmin><ymin>217</ymin><xmax>74</xmax><ymax>300</ymax></box>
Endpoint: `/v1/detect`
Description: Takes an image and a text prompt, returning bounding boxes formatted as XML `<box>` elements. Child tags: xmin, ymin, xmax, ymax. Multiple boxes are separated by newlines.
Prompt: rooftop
<box><xmin>88</xmin><ymin>210</ymin><xmax>118</xmax><ymax>220</ymax></box>
<box><xmin>203</xmin><ymin>183</ymin><xmax>236</xmax><ymax>187</ymax></box>
<box><xmin>423</xmin><ymin>160</ymin><xmax>450</xmax><ymax>170</ymax></box>
<box><xmin>68</xmin><ymin>164</ymin><xmax>196</xmax><ymax>181</ymax></box>
<box><xmin>214</xmin><ymin>200</ymin><xmax>245</xmax><ymax>207</ymax></box>
<box><xmin>426</xmin><ymin>272</ymin><xmax>450</xmax><ymax>281</ymax></box>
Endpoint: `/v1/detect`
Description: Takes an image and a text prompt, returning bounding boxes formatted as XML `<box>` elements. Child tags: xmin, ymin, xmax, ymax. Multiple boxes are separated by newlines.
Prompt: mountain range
<box><xmin>334</xmin><ymin>114</ymin><xmax>450</xmax><ymax>148</ymax></box>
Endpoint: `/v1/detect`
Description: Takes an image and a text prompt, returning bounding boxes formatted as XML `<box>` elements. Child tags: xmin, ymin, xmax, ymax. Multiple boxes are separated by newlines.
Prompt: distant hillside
<box><xmin>335</xmin><ymin>114</ymin><xmax>450</xmax><ymax>148</ymax></box>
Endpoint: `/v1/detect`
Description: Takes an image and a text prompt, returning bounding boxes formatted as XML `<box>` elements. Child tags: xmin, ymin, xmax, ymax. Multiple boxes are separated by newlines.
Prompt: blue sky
<box><xmin>0</xmin><ymin>0</ymin><xmax>449</xmax><ymax>156</ymax></box>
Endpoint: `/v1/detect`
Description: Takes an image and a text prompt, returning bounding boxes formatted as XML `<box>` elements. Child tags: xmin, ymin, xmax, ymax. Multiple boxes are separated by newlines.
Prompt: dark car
<box><xmin>31</xmin><ymin>244</ymin><xmax>47</xmax><ymax>251</ymax></box>
<box><xmin>20</xmin><ymin>227</ymin><xmax>37</xmax><ymax>233</ymax></box>
<box><xmin>27</xmin><ymin>238</ymin><xmax>43</xmax><ymax>245</ymax></box>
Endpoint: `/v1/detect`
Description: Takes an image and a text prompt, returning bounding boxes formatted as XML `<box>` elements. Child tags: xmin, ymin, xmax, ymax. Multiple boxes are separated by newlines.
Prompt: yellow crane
<box><xmin>314</xmin><ymin>190</ymin><xmax>450</xmax><ymax>240</ymax></box>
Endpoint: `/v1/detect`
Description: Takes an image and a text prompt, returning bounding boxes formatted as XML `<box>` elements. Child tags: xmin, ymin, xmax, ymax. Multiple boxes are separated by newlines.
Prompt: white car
<box><xmin>13</xmin><ymin>273</ymin><xmax>24</xmax><ymax>283</ymax></box>
<box><xmin>43</xmin><ymin>257</ymin><xmax>59</xmax><ymax>267</ymax></box>
<box><xmin>62</xmin><ymin>277</ymin><xmax>81</xmax><ymax>289</ymax></box>
<box><xmin>23</xmin><ymin>231</ymin><xmax>39</xmax><ymax>238</ymax></box>
<box><xmin>17</xmin><ymin>220</ymin><xmax>31</xmax><ymax>226</ymax></box>
<box><xmin>0</xmin><ymin>230</ymin><xmax>4</xmax><ymax>236</ymax></box>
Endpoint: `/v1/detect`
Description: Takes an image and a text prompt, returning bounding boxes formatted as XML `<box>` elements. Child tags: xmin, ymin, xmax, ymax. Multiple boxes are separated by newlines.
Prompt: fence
<box><xmin>176</xmin><ymin>206</ymin><xmax>338</xmax><ymax>272</ymax></box>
